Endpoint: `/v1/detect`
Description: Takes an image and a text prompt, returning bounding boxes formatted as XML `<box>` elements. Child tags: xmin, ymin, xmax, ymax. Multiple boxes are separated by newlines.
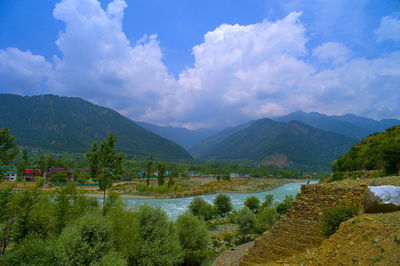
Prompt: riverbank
<box><xmin>83</xmin><ymin>178</ymin><xmax>307</xmax><ymax>199</ymax></box>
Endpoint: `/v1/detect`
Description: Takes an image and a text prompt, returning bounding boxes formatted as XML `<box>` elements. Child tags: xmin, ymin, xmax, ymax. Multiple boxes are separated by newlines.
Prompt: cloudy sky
<box><xmin>0</xmin><ymin>0</ymin><xmax>399</xmax><ymax>129</ymax></box>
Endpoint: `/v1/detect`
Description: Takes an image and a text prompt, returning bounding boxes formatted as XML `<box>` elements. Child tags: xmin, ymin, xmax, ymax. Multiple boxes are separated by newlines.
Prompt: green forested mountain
<box><xmin>189</xmin><ymin>121</ymin><xmax>254</xmax><ymax>157</ymax></box>
<box><xmin>0</xmin><ymin>94</ymin><xmax>192</xmax><ymax>159</ymax></box>
<box><xmin>192</xmin><ymin>119</ymin><xmax>355</xmax><ymax>167</ymax></box>
<box><xmin>332</xmin><ymin>126</ymin><xmax>400</xmax><ymax>174</ymax></box>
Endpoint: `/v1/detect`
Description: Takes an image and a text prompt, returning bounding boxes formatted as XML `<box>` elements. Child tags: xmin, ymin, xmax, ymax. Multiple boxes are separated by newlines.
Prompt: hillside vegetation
<box><xmin>332</xmin><ymin>126</ymin><xmax>400</xmax><ymax>175</ymax></box>
<box><xmin>191</xmin><ymin>119</ymin><xmax>355</xmax><ymax>167</ymax></box>
<box><xmin>0</xmin><ymin>94</ymin><xmax>192</xmax><ymax>160</ymax></box>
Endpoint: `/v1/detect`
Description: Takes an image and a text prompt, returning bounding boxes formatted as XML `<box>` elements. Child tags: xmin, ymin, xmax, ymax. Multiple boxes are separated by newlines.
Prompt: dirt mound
<box><xmin>282</xmin><ymin>211</ymin><xmax>400</xmax><ymax>265</ymax></box>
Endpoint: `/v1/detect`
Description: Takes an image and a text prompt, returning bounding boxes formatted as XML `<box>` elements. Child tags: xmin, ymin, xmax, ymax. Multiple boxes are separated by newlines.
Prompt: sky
<box><xmin>0</xmin><ymin>0</ymin><xmax>399</xmax><ymax>129</ymax></box>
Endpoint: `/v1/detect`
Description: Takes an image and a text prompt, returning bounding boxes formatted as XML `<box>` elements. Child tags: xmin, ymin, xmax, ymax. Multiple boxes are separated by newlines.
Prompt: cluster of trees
<box><xmin>0</xmin><ymin>186</ymin><xmax>210</xmax><ymax>265</ymax></box>
<box><xmin>332</xmin><ymin>126</ymin><xmax>400</xmax><ymax>175</ymax></box>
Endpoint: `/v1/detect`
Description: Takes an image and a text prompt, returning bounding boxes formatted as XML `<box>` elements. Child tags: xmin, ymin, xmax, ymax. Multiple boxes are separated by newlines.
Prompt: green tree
<box><xmin>146</xmin><ymin>159</ymin><xmax>153</xmax><ymax>186</ymax></box>
<box><xmin>276</xmin><ymin>195</ymin><xmax>294</xmax><ymax>215</ymax></box>
<box><xmin>54</xmin><ymin>213</ymin><xmax>118</xmax><ymax>265</ymax></box>
<box><xmin>381</xmin><ymin>143</ymin><xmax>400</xmax><ymax>175</ymax></box>
<box><xmin>49</xmin><ymin>171</ymin><xmax>68</xmax><ymax>184</ymax></box>
<box><xmin>255</xmin><ymin>207</ymin><xmax>279</xmax><ymax>233</ymax></box>
<box><xmin>214</xmin><ymin>194</ymin><xmax>233</xmax><ymax>217</ymax></box>
<box><xmin>157</xmin><ymin>163</ymin><xmax>166</xmax><ymax>186</ymax></box>
<box><xmin>189</xmin><ymin>197</ymin><xmax>217</xmax><ymax>221</ymax></box>
<box><xmin>235</xmin><ymin>207</ymin><xmax>256</xmax><ymax>235</ymax></box>
<box><xmin>87</xmin><ymin>133</ymin><xmax>124</xmax><ymax>206</ymax></box>
<box><xmin>176</xmin><ymin>212</ymin><xmax>209</xmax><ymax>264</ymax></box>
<box><xmin>261</xmin><ymin>194</ymin><xmax>274</xmax><ymax>209</ymax></box>
<box><xmin>132</xmin><ymin>205</ymin><xmax>183</xmax><ymax>265</ymax></box>
<box><xmin>0</xmin><ymin>128</ymin><xmax>19</xmax><ymax>179</ymax></box>
<box><xmin>244</xmin><ymin>196</ymin><xmax>260</xmax><ymax>213</ymax></box>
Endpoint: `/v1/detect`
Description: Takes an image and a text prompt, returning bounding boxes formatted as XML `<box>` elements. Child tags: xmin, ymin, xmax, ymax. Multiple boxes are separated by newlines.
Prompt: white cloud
<box><xmin>312</xmin><ymin>42</ymin><xmax>351</xmax><ymax>65</ymax></box>
<box><xmin>0</xmin><ymin>48</ymin><xmax>52</xmax><ymax>94</ymax></box>
<box><xmin>375</xmin><ymin>15</ymin><xmax>400</xmax><ymax>42</ymax></box>
<box><xmin>0</xmin><ymin>1</ymin><xmax>399</xmax><ymax>129</ymax></box>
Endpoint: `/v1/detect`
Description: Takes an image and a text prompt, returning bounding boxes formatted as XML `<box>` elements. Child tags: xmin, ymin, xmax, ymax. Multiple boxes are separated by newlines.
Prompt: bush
<box><xmin>319</xmin><ymin>204</ymin><xmax>359</xmax><ymax>237</ymax></box>
<box><xmin>244</xmin><ymin>196</ymin><xmax>260</xmax><ymax>213</ymax></box>
<box><xmin>214</xmin><ymin>194</ymin><xmax>233</xmax><ymax>217</ymax></box>
<box><xmin>132</xmin><ymin>205</ymin><xmax>183</xmax><ymax>265</ymax></box>
<box><xmin>261</xmin><ymin>194</ymin><xmax>274</xmax><ymax>209</ymax></box>
<box><xmin>189</xmin><ymin>197</ymin><xmax>217</xmax><ymax>221</ymax></box>
<box><xmin>36</xmin><ymin>177</ymin><xmax>45</xmax><ymax>188</ymax></box>
<box><xmin>255</xmin><ymin>207</ymin><xmax>279</xmax><ymax>233</ymax></box>
<box><xmin>49</xmin><ymin>171</ymin><xmax>68</xmax><ymax>183</ymax></box>
<box><xmin>54</xmin><ymin>213</ymin><xmax>115</xmax><ymax>265</ymax></box>
<box><xmin>276</xmin><ymin>195</ymin><xmax>294</xmax><ymax>215</ymax></box>
<box><xmin>235</xmin><ymin>207</ymin><xmax>256</xmax><ymax>235</ymax></box>
<box><xmin>176</xmin><ymin>212</ymin><xmax>209</xmax><ymax>264</ymax></box>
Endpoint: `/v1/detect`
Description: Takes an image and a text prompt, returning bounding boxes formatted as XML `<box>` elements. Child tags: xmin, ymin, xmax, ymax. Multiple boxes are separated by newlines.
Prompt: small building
<box><xmin>230</xmin><ymin>172</ymin><xmax>240</xmax><ymax>178</ymax></box>
<box><xmin>24</xmin><ymin>169</ymin><xmax>43</xmax><ymax>182</ymax></box>
<box><xmin>1</xmin><ymin>165</ymin><xmax>17</xmax><ymax>181</ymax></box>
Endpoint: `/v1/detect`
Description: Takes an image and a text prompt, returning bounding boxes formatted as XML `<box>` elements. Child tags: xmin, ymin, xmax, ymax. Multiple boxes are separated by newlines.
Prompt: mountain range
<box><xmin>0</xmin><ymin>94</ymin><xmax>192</xmax><ymax>160</ymax></box>
<box><xmin>190</xmin><ymin>119</ymin><xmax>356</xmax><ymax>166</ymax></box>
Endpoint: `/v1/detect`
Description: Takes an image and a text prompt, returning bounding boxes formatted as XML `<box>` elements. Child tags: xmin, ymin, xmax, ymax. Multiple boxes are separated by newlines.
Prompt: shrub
<box><xmin>235</xmin><ymin>207</ymin><xmax>256</xmax><ymax>235</ymax></box>
<box><xmin>261</xmin><ymin>194</ymin><xmax>274</xmax><ymax>209</ymax></box>
<box><xmin>132</xmin><ymin>205</ymin><xmax>183</xmax><ymax>265</ymax></box>
<box><xmin>255</xmin><ymin>207</ymin><xmax>279</xmax><ymax>233</ymax></box>
<box><xmin>176</xmin><ymin>212</ymin><xmax>209</xmax><ymax>264</ymax></box>
<box><xmin>36</xmin><ymin>177</ymin><xmax>45</xmax><ymax>188</ymax></box>
<box><xmin>276</xmin><ymin>195</ymin><xmax>294</xmax><ymax>215</ymax></box>
<box><xmin>319</xmin><ymin>204</ymin><xmax>359</xmax><ymax>237</ymax></box>
<box><xmin>244</xmin><ymin>196</ymin><xmax>260</xmax><ymax>213</ymax></box>
<box><xmin>189</xmin><ymin>197</ymin><xmax>217</xmax><ymax>221</ymax></box>
<box><xmin>214</xmin><ymin>194</ymin><xmax>233</xmax><ymax>217</ymax></box>
<box><xmin>54</xmin><ymin>213</ymin><xmax>114</xmax><ymax>265</ymax></box>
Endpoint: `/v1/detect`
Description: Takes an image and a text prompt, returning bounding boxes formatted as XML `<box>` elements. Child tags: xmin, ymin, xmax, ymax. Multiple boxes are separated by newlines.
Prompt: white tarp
<box><xmin>368</xmin><ymin>185</ymin><xmax>400</xmax><ymax>206</ymax></box>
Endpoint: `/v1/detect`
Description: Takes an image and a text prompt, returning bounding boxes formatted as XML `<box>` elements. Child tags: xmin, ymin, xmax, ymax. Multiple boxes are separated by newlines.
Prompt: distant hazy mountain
<box><xmin>192</xmin><ymin>118</ymin><xmax>355</xmax><ymax>167</ymax></box>
<box><xmin>136</xmin><ymin>121</ymin><xmax>216</xmax><ymax>149</ymax></box>
<box><xmin>275</xmin><ymin>111</ymin><xmax>400</xmax><ymax>140</ymax></box>
<box><xmin>0</xmin><ymin>94</ymin><xmax>192</xmax><ymax>160</ymax></box>
<box><xmin>189</xmin><ymin>120</ymin><xmax>255</xmax><ymax>157</ymax></box>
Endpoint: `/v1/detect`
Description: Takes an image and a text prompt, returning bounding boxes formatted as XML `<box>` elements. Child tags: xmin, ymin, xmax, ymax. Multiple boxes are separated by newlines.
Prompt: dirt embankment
<box><xmin>234</xmin><ymin>176</ymin><xmax>400</xmax><ymax>265</ymax></box>
<box><xmin>282</xmin><ymin>211</ymin><xmax>400</xmax><ymax>265</ymax></box>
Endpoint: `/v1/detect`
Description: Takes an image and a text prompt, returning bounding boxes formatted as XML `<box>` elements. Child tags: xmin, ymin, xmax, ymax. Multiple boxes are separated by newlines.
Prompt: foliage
<box><xmin>319</xmin><ymin>204</ymin><xmax>359</xmax><ymax>237</ymax></box>
<box><xmin>214</xmin><ymin>194</ymin><xmax>233</xmax><ymax>217</ymax></box>
<box><xmin>276</xmin><ymin>195</ymin><xmax>294</xmax><ymax>215</ymax></box>
<box><xmin>87</xmin><ymin>133</ymin><xmax>124</xmax><ymax>204</ymax></box>
<box><xmin>189</xmin><ymin>197</ymin><xmax>217</xmax><ymax>221</ymax></box>
<box><xmin>157</xmin><ymin>163</ymin><xmax>166</xmax><ymax>186</ymax></box>
<box><xmin>261</xmin><ymin>194</ymin><xmax>274</xmax><ymax>209</ymax></box>
<box><xmin>54</xmin><ymin>213</ymin><xmax>116</xmax><ymax>265</ymax></box>
<box><xmin>0</xmin><ymin>234</ymin><xmax>56</xmax><ymax>265</ymax></box>
<box><xmin>35</xmin><ymin>177</ymin><xmax>45</xmax><ymax>188</ymax></box>
<box><xmin>235</xmin><ymin>207</ymin><xmax>256</xmax><ymax>235</ymax></box>
<box><xmin>49</xmin><ymin>171</ymin><xmax>68</xmax><ymax>183</ymax></box>
<box><xmin>255</xmin><ymin>207</ymin><xmax>279</xmax><ymax>233</ymax></box>
<box><xmin>0</xmin><ymin>128</ymin><xmax>19</xmax><ymax>165</ymax></box>
<box><xmin>332</xmin><ymin>126</ymin><xmax>400</xmax><ymax>174</ymax></box>
<box><xmin>244</xmin><ymin>196</ymin><xmax>260</xmax><ymax>213</ymax></box>
<box><xmin>176</xmin><ymin>212</ymin><xmax>209</xmax><ymax>264</ymax></box>
<box><xmin>132</xmin><ymin>205</ymin><xmax>183</xmax><ymax>265</ymax></box>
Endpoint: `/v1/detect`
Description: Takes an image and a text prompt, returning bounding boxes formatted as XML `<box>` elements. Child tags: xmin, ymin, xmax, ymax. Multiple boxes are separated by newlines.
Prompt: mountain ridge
<box><xmin>0</xmin><ymin>94</ymin><xmax>192</xmax><ymax>160</ymax></box>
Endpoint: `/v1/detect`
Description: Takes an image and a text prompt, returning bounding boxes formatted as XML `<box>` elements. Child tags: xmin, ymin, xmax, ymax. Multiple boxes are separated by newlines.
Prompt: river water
<box><xmin>123</xmin><ymin>180</ymin><xmax>318</xmax><ymax>219</ymax></box>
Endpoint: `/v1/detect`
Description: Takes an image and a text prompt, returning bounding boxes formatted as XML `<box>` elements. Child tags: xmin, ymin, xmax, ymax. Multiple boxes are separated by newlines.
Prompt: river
<box><xmin>122</xmin><ymin>180</ymin><xmax>318</xmax><ymax>219</ymax></box>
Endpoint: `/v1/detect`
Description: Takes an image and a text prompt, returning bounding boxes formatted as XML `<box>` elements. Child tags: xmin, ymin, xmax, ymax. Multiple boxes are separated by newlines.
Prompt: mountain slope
<box><xmin>188</xmin><ymin>120</ymin><xmax>254</xmax><ymax>157</ymax></box>
<box><xmin>276</xmin><ymin>111</ymin><xmax>400</xmax><ymax>140</ymax></box>
<box><xmin>0</xmin><ymin>94</ymin><xmax>192</xmax><ymax>159</ymax></box>
<box><xmin>136</xmin><ymin>121</ymin><xmax>215</xmax><ymax>149</ymax></box>
<box><xmin>194</xmin><ymin>119</ymin><xmax>355</xmax><ymax>166</ymax></box>
<box><xmin>332</xmin><ymin>125</ymin><xmax>400</xmax><ymax>173</ymax></box>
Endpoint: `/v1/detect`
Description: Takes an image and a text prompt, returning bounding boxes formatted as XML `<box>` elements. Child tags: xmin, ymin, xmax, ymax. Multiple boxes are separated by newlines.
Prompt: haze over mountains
<box><xmin>0</xmin><ymin>94</ymin><xmax>192</xmax><ymax>160</ymax></box>
<box><xmin>1</xmin><ymin>93</ymin><xmax>399</xmax><ymax>167</ymax></box>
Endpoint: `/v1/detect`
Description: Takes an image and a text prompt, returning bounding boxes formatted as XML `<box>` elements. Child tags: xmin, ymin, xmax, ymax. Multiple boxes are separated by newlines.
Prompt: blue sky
<box><xmin>0</xmin><ymin>0</ymin><xmax>399</xmax><ymax>129</ymax></box>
